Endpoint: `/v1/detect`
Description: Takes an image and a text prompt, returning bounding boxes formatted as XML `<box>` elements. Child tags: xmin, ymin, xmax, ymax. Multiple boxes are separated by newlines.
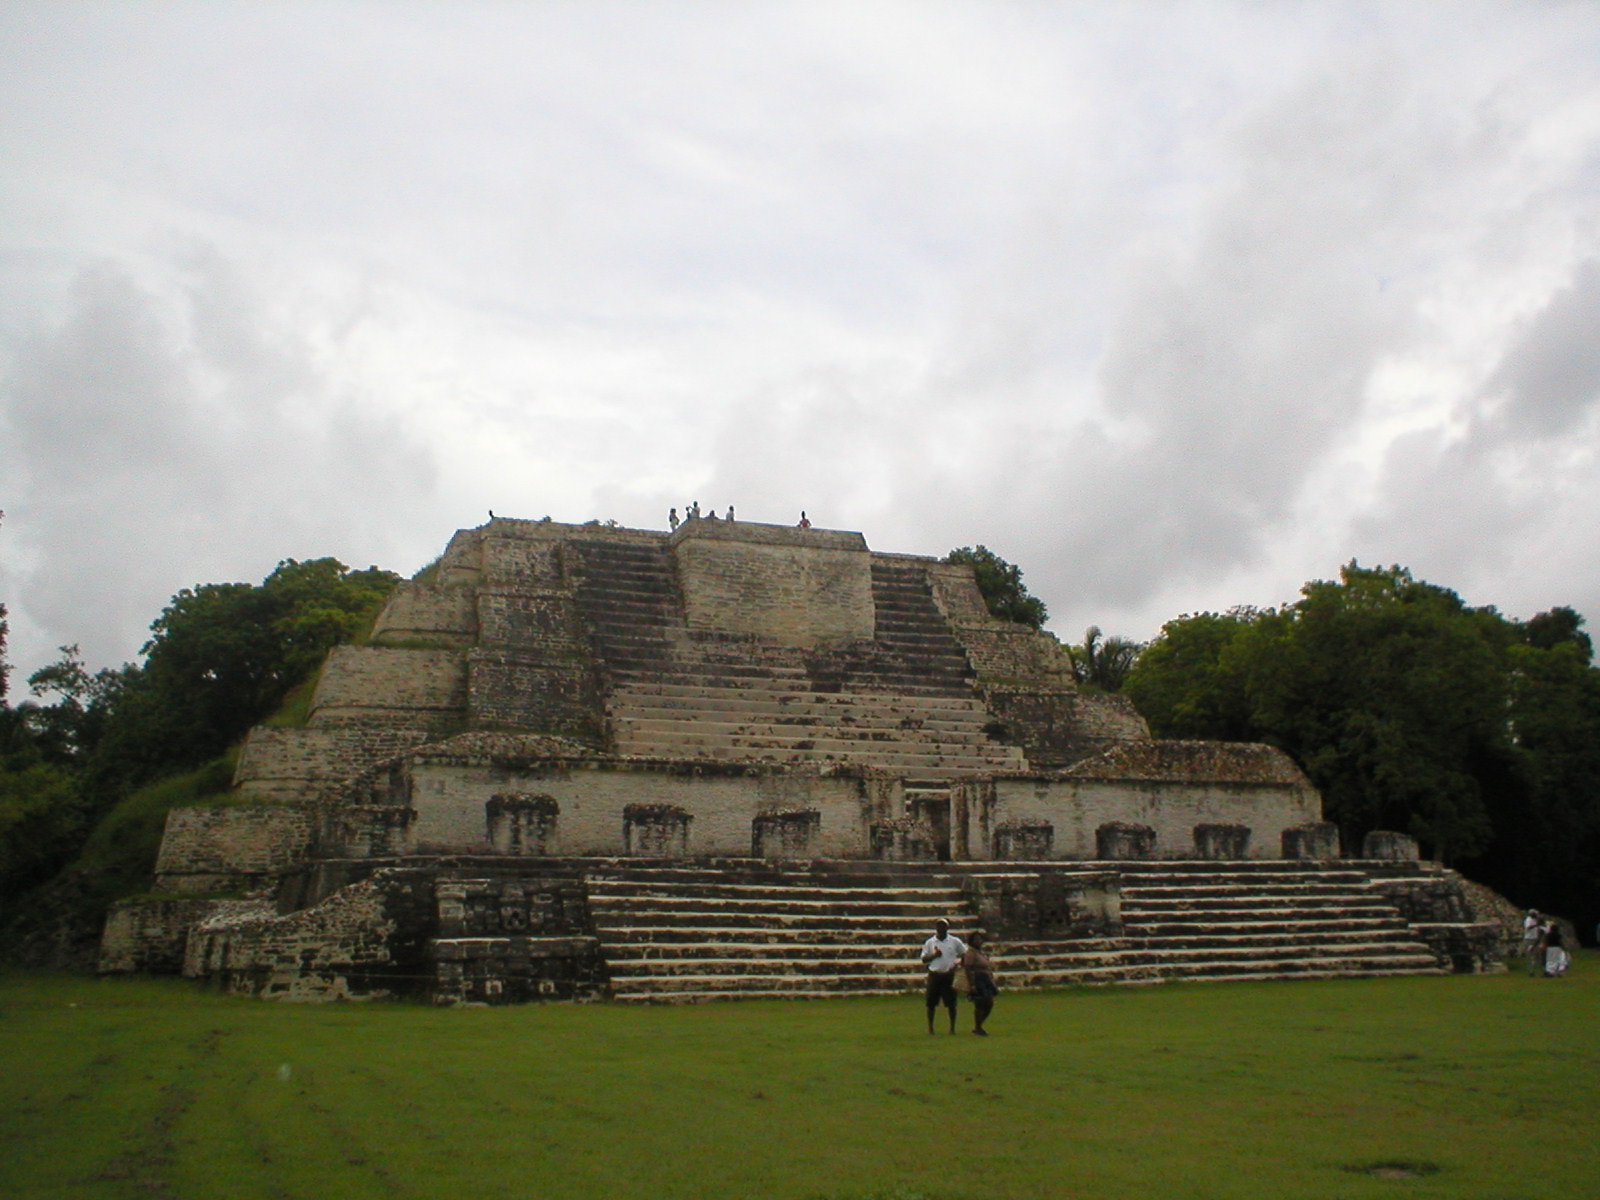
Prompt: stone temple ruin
<box><xmin>101</xmin><ymin>516</ymin><xmax>1502</xmax><ymax>1002</ymax></box>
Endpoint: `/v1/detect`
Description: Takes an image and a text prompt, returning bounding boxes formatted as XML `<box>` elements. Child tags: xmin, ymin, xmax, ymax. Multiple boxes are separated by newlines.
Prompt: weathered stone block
<box><xmin>319</xmin><ymin>805</ymin><xmax>415</xmax><ymax>858</ymax></box>
<box><xmin>1362</xmin><ymin>830</ymin><xmax>1420</xmax><ymax>861</ymax></box>
<box><xmin>430</xmin><ymin>936</ymin><xmax>609</xmax><ymax>1004</ymax></box>
<box><xmin>486</xmin><ymin>793</ymin><xmax>559</xmax><ymax>854</ymax></box>
<box><xmin>672</xmin><ymin>521</ymin><xmax>873</xmax><ymax>647</ymax></box>
<box><xmin>993</xmin><ymin>821</ymin><xmax>1053</xmax><ymax>860</ymax></box>
<box><xmin>1096</xmin><ymin>821</ymin><xmax>1156</xmax><ymax>860</ymax></box>
<box><xmin>870</xmin><ymin>818</ymin><xmax>939</xmax><ymax>861</ymax></box>
<box><xmin>1194</xmin><ymin>823</ymin><xmax>1251</xmax><ymax>859</ymax></box>
<box><xmin>154</xmin><ymin>806</ymin><xmax>316</xmax><ymax>889</ymax></box>
<box><xmin>752</xmin><ymin>809</ymin><xmax>821</xmax><ymax>858</ymax></box>
<box><xmin>1282</xmin><ymin>821</ymin><xmax>1341</xmax><ymax>860</ymax></box>
<box><xmin>961</xmin><ymin>870</ymin><xmax>1122</xmax><ymax>938</ymax></box>
<box><xmin>369</xmin><ymin>582</ymin><xmax>479</xmax><ymax>648</ymax></box>
<box><xmin>309</xmin><ymin>646</ymin><xmax>468</xmax><ymax>725</ymax></box>
<box><xmin>624</xmin><ymin>803</ymin><xmax>692</xmax><ymax>855</ymax></box>
<box><xmin>100</xmin><ymin>898</ymin><xmax>231</xmax><ymax>974</ymax></box>
<box><xmin>465</xmin><ymin>649</ymin><xmax>603</xmax><ymax>742</ymax></box>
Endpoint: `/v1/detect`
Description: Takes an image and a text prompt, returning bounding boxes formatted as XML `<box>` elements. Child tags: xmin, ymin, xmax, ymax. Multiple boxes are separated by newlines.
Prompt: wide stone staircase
<box><xmin>589</xmin><ymin>860</ymin><xmax>965</xmax><ymax>1002</ymax></box>
<box><xmin>997</xmin><ymin>860</ymin><xmax>1446</xmax><ymax>987</ymax></box>
<box><xmin>569</xmin><ymin>540</ymin><xmax>1026</xmax><ymax>776</ymax></box>
<box><xmin>585</xmin><ymin>859</ymin><xmax>1448</xmax><ymax>1003</ymax></box>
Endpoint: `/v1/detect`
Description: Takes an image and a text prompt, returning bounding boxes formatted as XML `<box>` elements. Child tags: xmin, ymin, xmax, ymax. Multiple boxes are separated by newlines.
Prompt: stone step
<box><xmin>591</xmin><ymin>910</ymin><xmax>963</xmax><ymax>932</ymax></box>
<box><xmin>1120</xmin><ymin>881</ymin><xmax>1396</xmax><ymax>900</ymax></box>
<box><xmin>1003</xmin><ymin>935</ymin><xmax>1434</xmax><ymax>964</ymax></box>
<box><xmin>614</xmin><ymin>679</ymin><xmax>988</xmax><ymax>705</ymax></box>
<box><xmin>608</xmin><ymin>964</ymin><xmax>1454</xmax><ymax>1003</ymax></box>
<box><xmin>1121</xmin><ymin>916</ymin><xmax>1414</xmax><ymax>938</ymax></box>
<box><xmin>610</xmin><ymin>700</ymin><xmax>995</xmax><ymax>726</ymax></box>
<box><xmin>610</xmin><ymin>726</ymin><xmax>1018</xmax><ymax>756</ymax></box>
<box><xmin>1121</xmin><ymin>896</ymin><xmax>1396</xmax><ymax>915</ymax></box>
<box><xmin>611</xmin><ymin>717</ymin><xmax>999</xmax><ymax>745</ymax></box>
<box><xmin>593</xmin><ymin>926</ymin><xmax>974</xmax><ymax>946</ymax></box>
<box><xmin>609</xmin><ymin>744</ymin><xmax>1022</xmax><ymax>773</ymax></box>
<box><xmin>589</xmin><ymin>894</ymin><xmax>964</xmax><ymax>917</ymax></box>
<box><xmin>607</xmin><ymin>954</ymin><xmax>937</xmax><ymax>976</ymax></box>
<box><xmin>588</xmin><ymin>876</ymin><xmax>960</xmax><ymax>896</ymax></box>
<box><xmin>610</xmin><ymin>695</ymin><xmax>995</xmax><ymax>724</ymax></box>
<box><xmin>606</xmin><ymin>950</ymin><xmax>1446</xmax><ymax>998</ymax></box>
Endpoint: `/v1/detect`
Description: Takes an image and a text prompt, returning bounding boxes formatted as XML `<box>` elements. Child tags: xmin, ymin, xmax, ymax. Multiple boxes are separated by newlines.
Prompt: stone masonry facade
<box><xmin>101</xmin><ymin>516</ymin><xmax>1500</xmax><ymax>1001</ymax></box>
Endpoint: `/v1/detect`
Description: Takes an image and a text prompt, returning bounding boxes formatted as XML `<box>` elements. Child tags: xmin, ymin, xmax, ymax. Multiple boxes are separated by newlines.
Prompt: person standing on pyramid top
<box><xmin>668</xmin><ymin>507</ymin><xmax>679</xmax><ymax>531</ymax></box>
<box><xmin>798</xmin><ymin>510</ymin><xmax>810</xmax><ymax>528</ymax></box>
<box><xmin>920</xmin><ymin>919</ymin><xmax>966</xmax><ymax>1035</ymax></box>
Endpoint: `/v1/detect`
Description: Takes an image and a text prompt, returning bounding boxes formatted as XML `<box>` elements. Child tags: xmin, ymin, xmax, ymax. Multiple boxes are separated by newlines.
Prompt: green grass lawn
<box><xmin>2</xmin><ymin>961</ymin><xmax>1595</xmax><ymax>1200</ymax></box>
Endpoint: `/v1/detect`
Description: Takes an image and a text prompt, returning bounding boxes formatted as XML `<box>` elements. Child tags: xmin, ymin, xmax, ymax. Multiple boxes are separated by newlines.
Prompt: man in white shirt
<box><xmin>920</xmin><ymin>918</ymin><xmax>967</xmax><ymax>1034</ymax></box>
<box><xmin>1522</xmin><ymin>910</ymin><xmax>1542</xmax><ymax>977</ymax></box>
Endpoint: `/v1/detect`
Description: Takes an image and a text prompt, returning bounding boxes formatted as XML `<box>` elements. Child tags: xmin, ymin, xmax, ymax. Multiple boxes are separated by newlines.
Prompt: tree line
<box><xmin>0</xmin><ymin>549</ymin><xmax>399</xmax><ymax>932</ymax></box>
<box><xmin>1</xmin><ymin>534</ymin><xmax>1594</xmax><ymax>958</ymax></box>
<box><xmin>1119</xmin><ymin>563</ymin><xmax>1599</xmax><ymax>940</ymax></box>
<box><xmin>952</xmin><ymin>546</ymin><xmax>1596</xmax><ymax>939</ymax></box>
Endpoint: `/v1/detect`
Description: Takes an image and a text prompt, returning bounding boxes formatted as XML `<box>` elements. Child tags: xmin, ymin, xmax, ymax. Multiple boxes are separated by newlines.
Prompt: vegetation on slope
<box><xmin>0</xmin><ymin>557</ymin><xmax>399</xmax><ymax>963</ymax></box>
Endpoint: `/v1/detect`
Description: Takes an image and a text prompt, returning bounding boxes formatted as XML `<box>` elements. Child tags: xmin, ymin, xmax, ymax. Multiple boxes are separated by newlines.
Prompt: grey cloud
<box><xmin>0</xmin><ymin>251</ymin><xmax>439</xmax><ymax>678</ymax></box>
<box><xmin>1483</xmin><ymin>259</ymin><xmax>1600</xmax><ymax>440</ymax></box>
<box><xmin>1352</xmin><ymin>258</ymin><xmax>1600</xmax><ymax>612</ymax></box>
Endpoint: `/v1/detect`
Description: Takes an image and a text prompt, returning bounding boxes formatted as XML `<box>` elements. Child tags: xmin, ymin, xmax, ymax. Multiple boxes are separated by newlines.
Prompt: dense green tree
<box><xmin>1</xmin><ymin>557</ymin><xmax>399</xmax><ymax>910</ymax></box>
<box><xmin>78</xmin><ymin>558</ymin><xmax>400</xmax><ymax>795</ymax></box>
<box><xmin>1122</xmin><ymin>609</ymin><xmax>1261</xmax><ymax>740</ymax></box>
<box><xmin>1122</xmin><ymin>563</ymin><xmax>1600</xmax><ymax>936</ymax></box>
<box><xmin>944</xmin><ymin>546</ymin><xmax>1048</xmax><ymax>629</ymax></box>
<box><xmin>1492</xmin><ymin>624</ymin><xmax>1600</xmax><ymax>934</ymax></box>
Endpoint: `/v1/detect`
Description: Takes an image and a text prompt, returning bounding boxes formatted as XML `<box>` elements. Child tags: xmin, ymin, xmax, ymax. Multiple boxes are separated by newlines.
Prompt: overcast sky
<box><xmin>3</xmin><ymin>1</ymin><xmax>1598</xmax><ymax>686</ymax></box>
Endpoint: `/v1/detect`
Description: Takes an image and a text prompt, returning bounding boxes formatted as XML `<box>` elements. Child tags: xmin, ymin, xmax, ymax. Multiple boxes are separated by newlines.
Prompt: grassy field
<box><xmin>2</xmin><ymin>961</ymin><xmax>1595</xmax><ymax>1200</ymax></box>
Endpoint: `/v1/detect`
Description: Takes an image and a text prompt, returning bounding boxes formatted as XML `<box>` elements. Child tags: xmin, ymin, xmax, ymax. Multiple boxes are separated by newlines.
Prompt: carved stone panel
<box><xmin>752</xmin><ymin>810</ymin><xmax>821</xmax><ymax>858</ymax></box>
<box><xmin>1193</xmin><ymin>823</ymin><xmax>1251</xmax><ymax>860</ymax></box>
<box><xmin>1282</xmin><ymin>821</ymin><xmax>1341</xmax><ymax>860</ymax></box>
<box><xmin>623</xmin><ymin>803</ymin><xmax>692</xmax><ymax>856</ymax></box>
<box><xmin>486</xmin><ymin>794</ymin><xmax>559</xmax><ymax>854</ymax></box>
<box><xmin>993</xmin><ymin>821</ymin><xmax>1054</xmax><ymax>860</ymax></box>
<box><xmin>1096</xmin><ymin>821</ymin><xmax>1156</xmax><ymax>860</ymax></box>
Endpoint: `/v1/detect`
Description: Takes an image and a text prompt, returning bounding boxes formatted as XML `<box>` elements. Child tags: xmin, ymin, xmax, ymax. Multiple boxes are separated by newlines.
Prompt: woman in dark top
<box><xmin>961</xmin><ymin>931</ymin><xmax>999</xmax><ymax>1036</ymax></box>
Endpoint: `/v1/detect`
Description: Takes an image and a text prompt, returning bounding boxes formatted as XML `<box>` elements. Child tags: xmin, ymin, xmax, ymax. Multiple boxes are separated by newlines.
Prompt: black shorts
<box><xmin>926</xmin><ymin>970</ymin><xmax>958</xmax><ymax>1009</ymax></box>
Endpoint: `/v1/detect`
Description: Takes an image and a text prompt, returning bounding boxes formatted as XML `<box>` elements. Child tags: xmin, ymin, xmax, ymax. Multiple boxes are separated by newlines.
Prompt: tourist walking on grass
<box><xmin>920</xmin><ymin>919</ymin><xmax>966</xmax><ymax>1034</ymax></box>
<box><xmin>1523</xmin><ymin>910</ymin><xmax>1543</xmax><ymax>976</ymax></box>
<box><xmin>960</xmin><ymin>932</ymin><xmax>999</xmax><ymax>1036</ymax></box>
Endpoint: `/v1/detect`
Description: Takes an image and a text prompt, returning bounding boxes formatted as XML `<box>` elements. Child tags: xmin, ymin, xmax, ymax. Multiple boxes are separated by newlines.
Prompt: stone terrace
<box><xmin>586</xmin><ymin>858</ymin><xmax>1453</xmax><ymax>1003</ymax></box>
<box><xmin>569</xmin><ymin>538</ymin><xmax>1027</xmax><ymax>777</ymax></box>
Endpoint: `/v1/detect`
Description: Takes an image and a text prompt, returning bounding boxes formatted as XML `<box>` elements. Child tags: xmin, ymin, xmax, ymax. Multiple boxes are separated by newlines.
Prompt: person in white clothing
<box><xmin>920</xmin><ymin>919</ymin><xmax>967</xmax><ymax>1034</ymax></box>
<box><xmin>1522</xmin><ymin>910</ymin><xmax>1543</xmax><ymax>977</ymax></box>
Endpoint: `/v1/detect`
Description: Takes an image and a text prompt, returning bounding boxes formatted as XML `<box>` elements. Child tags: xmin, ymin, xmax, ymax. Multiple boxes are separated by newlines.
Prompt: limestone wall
<box><xmin>672</xmin><ymin>521</ymin><xmax>874</xmax><ymax>647</ymax></box>
<box><xmin>926</xmin><ymin>562</ymin><xmax>1075</xmax><ymax>685</ymax></box>
<box><xmin>465</xmin><ymin>649</ymin><xmax>603</xmax><ymax>742</ymax></box>
<box><xmin>233</xmin><ymin>726</ymin><xmax>429</xmax><ymax>802</ymax></box>
<box><xmin>405</xmin><ymin>759</ymin><xmax>875</xmax><ymax>857</ymax></box>
<box><xmin>477</xmin><ymin>591</ymin><xmax>588</xmax><ymax>651</ymax></box>
<box><xmin>369</xmin><ymin>582</ymin><xmax>479</xmax><ymax>648</ymax></box>
<box><xmin>308</xmin><ymin>646</ymin><xmax>468</xmax><ymax>726</ymax></box>
<box><xmin>981</xmin><ymin>686</ymin><xmax>1151</xmax><ymax>768</ymax></box>
<box><xmin>974</xmin><ymin>776</ymin><xmax>1320</xmax><ymax>860</ymax></box>
<box><xmin>99</xmin><ymin>897</ymin><xmax>234</xmax><ymax>973</ymax></box>
<box><xmin>183</xmin><ymin>870</ymin><xmax>435</xmax><ymax>1001</ymax></box>
<box><xmin>154</xmin><ymin>806</ymin><xmax>317</xmax><ymax>891</ymax></box>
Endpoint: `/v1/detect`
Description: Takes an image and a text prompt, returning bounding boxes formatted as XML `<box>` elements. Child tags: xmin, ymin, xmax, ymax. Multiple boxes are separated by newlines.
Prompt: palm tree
<box><xmin>1067</xmin><ymin>626</ymin><xmax>1144</xmax><ymax>692</ymax></box>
